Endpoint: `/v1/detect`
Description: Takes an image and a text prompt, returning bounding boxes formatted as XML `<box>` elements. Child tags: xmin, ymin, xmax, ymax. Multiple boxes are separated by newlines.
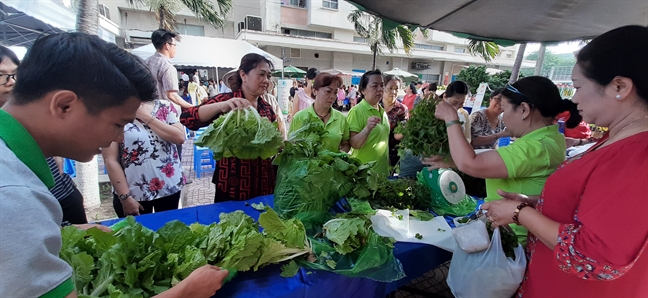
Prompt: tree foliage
<box><xmin>134</xmin><ymin>0</ymin><xmax>232</xmax><ymax>31</ymax></box>
<box><xmin>347</xmin><ymin>10</ymin><xmax>418</xmax><ymax>70</ymax></box>
<box><xmin>467</xmin><ymin>40</ymin><xmax>501</xmax><ymax>63</ymax></box>
<box><xmin>521</xmin><ymin>50</ymin><xmax>576</xmax><ymax>77</ymax></box>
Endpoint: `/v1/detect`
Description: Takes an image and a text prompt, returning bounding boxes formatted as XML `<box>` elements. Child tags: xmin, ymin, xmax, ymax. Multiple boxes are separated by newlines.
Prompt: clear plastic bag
<box><xmin>447</xmin><ymin>228</ymin><xmax>527</xmax><ymax>298</ymax></box>
<box><xmin>451</xmin><ymin>219</ymin><xmax>490</xmax><ymax>253</ymax></box>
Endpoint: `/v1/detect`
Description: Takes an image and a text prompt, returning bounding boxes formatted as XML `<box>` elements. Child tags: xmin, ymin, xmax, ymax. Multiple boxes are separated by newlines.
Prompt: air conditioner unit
<box><xmin>290</xmin><ymin>48</ymin><xmax>301</xmax><ymax>59</ymax></box>
<box><xmin>238</xmin><ymin>21</ymin><xmax>245</xmax><ymax>32</ymax></box>
<box><xmin>245</xmin><ymin>15</ymin><xmax>263</xmax><ymax>32</ymax></box>
<box><xmin>99</xmin><ymin>4</ymin><xmax>111</xmax><ymax>20</ymax></box>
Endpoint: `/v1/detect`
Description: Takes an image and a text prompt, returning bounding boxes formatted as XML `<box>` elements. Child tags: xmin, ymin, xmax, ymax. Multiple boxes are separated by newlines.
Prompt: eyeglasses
<box><xmin>0</xmin><ymin>74</ymin><xmax>16</xmax><ymax>85</ymax></box>
<box><xmin>166</xmin><ymin>42</ymin><xmax>177</xmax><ymax>47</ymax></box>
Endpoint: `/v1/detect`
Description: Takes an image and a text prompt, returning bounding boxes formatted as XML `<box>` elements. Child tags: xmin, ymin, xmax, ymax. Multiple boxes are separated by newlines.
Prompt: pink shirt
<box><xmin>296</xmin><ymin>89</ymin><xmax>315</xmax><ymax>111</ymax></box>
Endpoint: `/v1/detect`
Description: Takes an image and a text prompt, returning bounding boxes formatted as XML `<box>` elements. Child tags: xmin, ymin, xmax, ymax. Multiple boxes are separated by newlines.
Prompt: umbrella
<box><xmin>272</xmin><ymin>66</ymin><xmax>306</xmax><ymax>78</ymax></box>
<box><xmin>346</xmin><ymin>0</ymin><xmax>648</xmax><ymax>43</ymax></box>
<box><xmin>0</xmin><ymin>2</ymin><xmax>68</xmax><ymax>47</ymax></box>
<box><xmin>319</xmin><ymin>68</ymin><xmax>364</xmax><ymax>77</ymax></box>
<box><xmin>384</xmin><ymin>68</ymin><xmax>419</xmax><ymax>81</ymax></box>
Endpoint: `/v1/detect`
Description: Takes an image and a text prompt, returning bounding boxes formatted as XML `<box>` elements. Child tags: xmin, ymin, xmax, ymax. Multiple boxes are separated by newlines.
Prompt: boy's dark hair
<box><xmin>0</xmin><ymin>46</ymin><xmax>20</xmax><ymax>66</ymax></box>
<box><xmin>12</xmin><ymin>33</ymin><xmax>156</xmax><ymax>114</ymax></box>
<box><xmin>151</xmin><ymin>29</ymin><xmax>179</xmax><ymax>50</ymax></box>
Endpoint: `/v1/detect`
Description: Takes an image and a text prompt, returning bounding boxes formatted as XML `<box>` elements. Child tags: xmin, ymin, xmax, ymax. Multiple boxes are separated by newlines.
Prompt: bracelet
<box><xmin>146</xmin><ymin>116</ymin><xmax>155</xmax><ymax>125</ymax></box>
<box><xmin>512</xmin><ymin>202</ymin><xmax>532</xmax><ymax>225</ymax></box>
<box><xmin>118</xmin><ymin>192</ymin><xmax>132</xmax><ymax>201</ymax></box>
<box><xmin>446</xmin><ymin>120</ymin><xmax>462</xmax><ymax>128</ymax></box>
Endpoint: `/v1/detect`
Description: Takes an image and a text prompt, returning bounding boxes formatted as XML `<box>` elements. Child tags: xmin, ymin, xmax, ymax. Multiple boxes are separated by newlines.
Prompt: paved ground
<box><xmin>88</xmin><ymin>137</ymin><xmax>453</xmax><ymax>297</ymax></box>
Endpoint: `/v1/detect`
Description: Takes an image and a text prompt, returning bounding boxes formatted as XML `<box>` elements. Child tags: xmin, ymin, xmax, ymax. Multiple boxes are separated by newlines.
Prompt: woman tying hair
<box><xmin>426</xmin><ymin>76</ymin><xmax>581</xmax><ymax>245</ymax></box>
<box><xmin>181</xmin><ymin>53</ymin><xmax>282</xmax><ymax>202</ymax></box>
<box><xmin>290</xmin><ymin>73</ymin><xmax>350</xmax><ymax>152</ymax></box>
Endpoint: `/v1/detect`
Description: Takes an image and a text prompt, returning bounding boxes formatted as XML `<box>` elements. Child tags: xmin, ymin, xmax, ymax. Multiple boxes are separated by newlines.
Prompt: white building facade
<box><xmin>99</xmin><ymin>0</ymin><xmax>535</xmax><ymax>85</ymax></box>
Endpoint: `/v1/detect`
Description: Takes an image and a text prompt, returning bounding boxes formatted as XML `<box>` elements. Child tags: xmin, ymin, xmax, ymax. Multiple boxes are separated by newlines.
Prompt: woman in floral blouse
<box><xmin>381</xmin><ymin>75</ymin><xmax>409</xmax><ymax>167</ymax></box>
<box><xmin>469</xmin><ymin>88</ymin><xmax>510</xmax><ymax>149</ymax></box>
<box><xmin>181</xmin><ymin>53</ymin><xmax>281</xmax><ymax>202</ymax></box>
<box><xmin>103</xmin><ymin>100</ymin><xmax>186</xmax><ymax>217</ymax></box>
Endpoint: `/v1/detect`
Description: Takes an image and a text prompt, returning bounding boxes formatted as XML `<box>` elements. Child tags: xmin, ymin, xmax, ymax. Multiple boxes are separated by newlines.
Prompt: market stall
<box><xmin>101</xmin><ymin>195</ymin><xmax>453</xmax><ymax>297</ymax></box>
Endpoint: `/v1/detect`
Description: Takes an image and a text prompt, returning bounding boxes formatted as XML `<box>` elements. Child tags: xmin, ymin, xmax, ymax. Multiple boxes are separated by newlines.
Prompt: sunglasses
<box><xmin>505</xmin><ymin>83</ymin><xmax>535</xmax><ymax>108</ymax></box>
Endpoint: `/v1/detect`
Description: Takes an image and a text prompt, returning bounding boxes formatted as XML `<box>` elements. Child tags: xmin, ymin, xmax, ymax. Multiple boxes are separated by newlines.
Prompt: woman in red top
<box><xmin>181</xmin><ymin>54</ymin><xmax>279</xmax><ymax>202</ymax></box>
<box><xmin>482</xmin><ymin>25</ymin><xmax>648</xmax><ymax>297</ymax></box>
<box><xmin>402</xmin><ymin>83</ymin><xmax>419</xmax><ymax>111</ymax></box>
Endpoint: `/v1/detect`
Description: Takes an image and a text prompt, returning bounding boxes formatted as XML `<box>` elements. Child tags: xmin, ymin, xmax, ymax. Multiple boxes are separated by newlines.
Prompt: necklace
<box><xmin>609</xmin><ymin>115</ymin><xmax>648</xmax><ymax>140</ymax></box>
<box><xmin>313</xmin><ymin>104</ymin><xmax>331</xmax><ymax>122</ymax></box>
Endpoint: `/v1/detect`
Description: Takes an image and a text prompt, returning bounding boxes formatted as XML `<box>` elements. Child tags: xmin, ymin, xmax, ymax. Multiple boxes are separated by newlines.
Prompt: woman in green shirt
<box><xmin>347</xmin><ymin>70</ymin><xmax>390</xmax><ymax>177</ymax></box>
<box><xmin>426</xmin><ymin>76</ymin><xmax>581</xmax><ymax>244</ymax></box>
<box><xmin>290</xmin><ymin>73</ymin><xmax>350</xmax><ymax>152</ymax></box>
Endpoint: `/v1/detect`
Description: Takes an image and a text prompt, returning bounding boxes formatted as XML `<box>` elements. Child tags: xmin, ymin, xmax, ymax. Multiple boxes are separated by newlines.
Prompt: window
<box><xmin>414</xmin><ymin>43</ymin><xmax>444</xmax><ymax>51</ymax></box>
<box><xmin>353</xmin><ymin>36</ymin><xmax>367</xmax><ymax>43</ymax></box>
<box><xmin>454</xmin><ymin>48</ymin><xmax>467</xmax><ymax>53</ymax></box>
<box><xmin>282</xmin><ymin>0</ymin><xmax>306</xmax><ymax>8</ymax></box>
<box><xmin>420</xmin><ymin>74</ymin><xmax>440</xmax><ymax>83</ymax></box>
<box><xmin>322</xmin><ymin>0</ymin><xmax>338</xmax><ymax>9</ymax></box>
<box><xmin>290</xmin><ymin>48</ymin><xmax>301</xmax><ymax>58</ymax></box>
<box><xmin>177</xmin><ymin>24</ymin><xmax>205</xmax><ymax>36</ymax></box>
<box><xmin>282</xmin><ymin>28</ymin><xmax>332</xmax><ymax>39</ymax></box>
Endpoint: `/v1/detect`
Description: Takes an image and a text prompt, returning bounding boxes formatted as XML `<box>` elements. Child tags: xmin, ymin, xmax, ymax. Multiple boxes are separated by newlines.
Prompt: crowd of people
<box><xmin>0</xmin><ymin>24</ymin><xmax>646</xmax><ymax>298</ymax></box>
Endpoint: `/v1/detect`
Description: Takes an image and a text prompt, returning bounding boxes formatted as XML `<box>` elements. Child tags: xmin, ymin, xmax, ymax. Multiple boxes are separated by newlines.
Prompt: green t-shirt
<box><xmin>486</xmin><ymin>125</ymin><xmax>566</xmax><ymax>244</ymax></box>
<box><xmin>290</xmin><ymin>106</ymin><xmax>350</xmax><ymax>152</ymax></box>
<box><xmin>347</xmin><ymin>100</ymin><xmax>391</xmax><ymax>177</ymax></box>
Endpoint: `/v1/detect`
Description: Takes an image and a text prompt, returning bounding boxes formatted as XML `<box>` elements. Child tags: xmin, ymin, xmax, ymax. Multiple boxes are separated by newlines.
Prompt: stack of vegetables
<box><xmin>395</xmin><ymin>99</ymin><xmax>450</xmax><ymax>157</ymax></box>
<box><xmin>60</xmin><ymin>210</ymin><xmax>310</xmax><ymax>297</ymax></box>
<box><xmin>195</xmin><ymin>107</ymin><xmax>284</xmax><ymax>160</ymax></box>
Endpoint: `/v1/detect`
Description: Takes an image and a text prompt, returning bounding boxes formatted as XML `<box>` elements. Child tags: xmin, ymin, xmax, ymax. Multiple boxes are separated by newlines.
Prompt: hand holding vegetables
<box><xmin>165</xmin><ymin>265</ymin><xmax>229</xmax><ymax>298</ymax></box>
<box><xmin>480</xmin><ymin>199</ymin><xmax>522</xmax><ymax>228</ymax></box>
<box><xmin>434</xmin><ymin>100</ymin><xmax>460</xmax><ymax>122</ymax></box>
<box><xmin>219</xmin><ymin>97</ymin><xmax>251</xmax><ymax>112</ymax></box>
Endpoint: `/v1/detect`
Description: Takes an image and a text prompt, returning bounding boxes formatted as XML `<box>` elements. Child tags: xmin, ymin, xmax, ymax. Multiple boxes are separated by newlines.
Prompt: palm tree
<box><xmin>133</xmin><ymin>0</ymin><xmax>232</xmax><ymax>31</ymax></box>
<box><xmin>467</xmin><ymin>39</ymin><xmax>500</xmax><ymax>63</ymax></box>
<box><xmin>348</xmin><ymin>10</ymin><xmax>417</xmax><ymax>70</ymax></box>
<box><xmin>509</xmin><ymin>43</ymin><xmax>527</xmax><ymax>83</ymax></box>
<box><xmin>76</xmin><ymin>0</ymin><xmax>99</xmax><ymax>34</ymax></box>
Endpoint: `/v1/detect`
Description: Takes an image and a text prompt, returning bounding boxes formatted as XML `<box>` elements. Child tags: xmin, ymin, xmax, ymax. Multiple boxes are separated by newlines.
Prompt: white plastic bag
<box><xmin>452</xmin><ymin>219</ymin><xmax>490</xmax><ymax>252</ymax></box>
<box><xmin>447</xmin><ymin>228</ymin><xmax>527</xmax><ymax>298</ymax></box>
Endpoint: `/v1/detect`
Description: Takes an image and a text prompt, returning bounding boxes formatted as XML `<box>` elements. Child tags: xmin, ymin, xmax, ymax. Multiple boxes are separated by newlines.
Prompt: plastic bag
<box><xmin>452</xmin><ymin>219</ymin><xmax>490</xmax><ymax>253</ymax></box>
<box><xmin>416</xmin><ymin>171</ymin><xmax>478</xmax><ymax>216</ymax></box>
<box><xmin>447</xmin><ymin>228</ymin><xmax>527</xmax><ymax>298</ymax></box>
<box><xmin>299</xmin><ymin>229</ymin><xmax>406</xmax><ymax>282</ymax></box>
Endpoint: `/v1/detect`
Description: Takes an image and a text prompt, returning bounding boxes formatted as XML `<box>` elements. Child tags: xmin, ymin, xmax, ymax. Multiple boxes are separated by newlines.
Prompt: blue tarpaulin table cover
<box><xmin>102</xmin><ymin>195</ymin><xmax>453</xmax><ymax>298</ymax></box>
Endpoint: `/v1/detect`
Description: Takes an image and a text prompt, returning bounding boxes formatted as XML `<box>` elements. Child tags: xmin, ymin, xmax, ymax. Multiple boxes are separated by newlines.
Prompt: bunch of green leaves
<box><xmin>60</xmin><ymin>210</ymin><xmax>312</xmax><ymax>297</ymax></box>
<box><xmin>486</xmin><ymin>222</ymin><xmax>519</xmax><ymax>260</ymax></box>
<box><xmin>395</xmin><ymin>99</ymin><xmax>451</xmax><ymax>157</ymax></box>
<box><xmin>273</xmin><ymin>117</ymin><xmax>379</xmax><ymax>219</ymax></box>
<box><xmin>322</xmin><ymin>218</ymin><xmax>370</xmax><ymax>255</ymax></box>
<box><xmin>367</xmin><ymin>177</ymin><xmax>432</xmax><ymax>211</ymax></box>
<box><xmin>195</xmin><ymin>106</ymin><xmax>283</xmax><ymax>160</ymax></box>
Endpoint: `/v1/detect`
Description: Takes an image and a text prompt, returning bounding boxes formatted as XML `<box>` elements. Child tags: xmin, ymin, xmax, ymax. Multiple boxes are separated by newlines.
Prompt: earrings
<box><xmin>615</xmin><ymin>94</ymin><xmax>621</xmax><ymax>99</ymax></box>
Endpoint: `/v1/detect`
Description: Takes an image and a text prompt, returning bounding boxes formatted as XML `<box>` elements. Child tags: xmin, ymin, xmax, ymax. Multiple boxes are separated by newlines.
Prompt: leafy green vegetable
<box><xmin>395</xmin><ymin>99</ymin><xmax>452</xmax><ymax>157</ymax></box>
<box><xmin>456</xmin><ymin>217</ymin><xmax>471</xmax><ymax>224</ymax></box>
<box><xmin>437</xmin><ymin>228</ymin><xmax>446</xmax><ymax>232</ymax></box>
<box><xmin>322</xmin><ymin>218</ymin><xmax>370</xmax><ymax>255</ymax></box>
<box><xmin>61</xmin><ymin>209</ymin><xmax>312</xmax><ymax>297</ymax></box>
<box><xmin>368</xmin><ymin>178</ymin><xmax>432</xmax><ymax>210</ymax></box>
<box><xmin>415</xmin><ymin>233</ymin><xmax>423</xmax><ymax>240</ymax></box>
<box><xmin>486</xmin><ymin>222</ymin><xmax>519</xmax><ymax>260</ymax></box>
<box><xmin>195</xmin><ymin>107</ymin><xmax>283</xmax><ymax>160</ymax></box>
<box><xmin>326</xmin><ymin>259</ymin><xmax>337</xmax><ymax>269</ymax></box>
<box><xmin>409</xmin><ymin>210</ymin><xmax>435</xmax><ymax>221</ymax></box>
<box><xmin>274</xmin><ymin>117</ymin><xmax>380</xmax><ymax>219</ymax></box>
<box><xmin>251</xmin><ymin>202</ymin><xmax>266</xmax><ymax>211</ymax></box>
<box><xmin>280</xmin><ymin>260</ymin><xmax>300</xmax><ymax>278</ymax></box>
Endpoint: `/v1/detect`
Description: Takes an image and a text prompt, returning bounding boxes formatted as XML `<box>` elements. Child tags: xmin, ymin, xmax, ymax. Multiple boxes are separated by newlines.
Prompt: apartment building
<box><xmin>98</xmin><ymin>0</ymin><xmax>534</xmax><ymax>85</ymax></box>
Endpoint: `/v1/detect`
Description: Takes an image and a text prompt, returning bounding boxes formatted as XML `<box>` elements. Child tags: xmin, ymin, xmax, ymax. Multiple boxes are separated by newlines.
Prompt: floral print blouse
<box><xmin>119</xmin><ymin>100</ymin><xmax>185</xmax><ymax>201</ymax></box>
<box><xmin>469</xmin><ymin>109</ymin><xmax>505</xmax><ymax>149</ymax></box>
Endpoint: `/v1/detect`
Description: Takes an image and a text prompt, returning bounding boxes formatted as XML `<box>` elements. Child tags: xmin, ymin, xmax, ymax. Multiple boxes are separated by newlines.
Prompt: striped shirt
<box><xmin>46</xmin><ymin>157</ymin><xmax>76</xmax><ymax>201</ymax></box>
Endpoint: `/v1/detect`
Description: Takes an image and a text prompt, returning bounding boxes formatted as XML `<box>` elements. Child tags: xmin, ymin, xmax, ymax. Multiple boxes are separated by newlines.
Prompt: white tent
<box><xmin>130</xmin><ymin>35</ymin><xmax>283</xmax><ymax>69</ymax></box>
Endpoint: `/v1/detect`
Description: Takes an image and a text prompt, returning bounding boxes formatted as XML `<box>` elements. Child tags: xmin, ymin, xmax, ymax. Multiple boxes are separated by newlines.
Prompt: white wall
<box><xmin>307</xmin><ymin>0</ymin><xmax>355</xmax><ymax>30</ymax></box>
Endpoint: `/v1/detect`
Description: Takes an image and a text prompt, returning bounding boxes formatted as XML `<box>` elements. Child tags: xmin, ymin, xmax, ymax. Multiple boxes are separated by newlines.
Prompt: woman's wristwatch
<box><xmin>118</xmin><ymin>193</ymin><xmax>133</xmax><ymax>201</ymax></box>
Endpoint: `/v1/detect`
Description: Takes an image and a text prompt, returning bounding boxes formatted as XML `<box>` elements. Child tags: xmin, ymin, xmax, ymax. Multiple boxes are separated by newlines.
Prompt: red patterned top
<box><xmin>518</xmin><ymin>132</ymin><xmax>648</xmax><ymax>297</ymax></box>
<box><xmin>180</xmin><ymin>90</ymin><xmax>277</xmax><ymax>202</ymax></box>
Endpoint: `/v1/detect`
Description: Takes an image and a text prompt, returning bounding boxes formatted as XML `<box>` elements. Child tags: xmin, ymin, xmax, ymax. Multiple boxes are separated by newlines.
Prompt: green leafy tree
<box><xmin>348</xmin><ymin>10</ymin><xmax>419</xmax><ymax>70</ymax></box>
<box><xmin>521</xmin><ymin>50</ymin><xmax>576</xmax><ymax>77</ymax></box>
<box><xmin>134</xmin><ymin>0</ymin><xmax>232</xmax><ymax>31</ymax></box>
<box><xmin>456</xmin><ymin>65</ymin><xmax>490</xmax><ymax>94</ymax></box>
<box><xmin>467</xmin><ymin>39</ymin><xmax>501</xmax><ymax>63</ymax></box>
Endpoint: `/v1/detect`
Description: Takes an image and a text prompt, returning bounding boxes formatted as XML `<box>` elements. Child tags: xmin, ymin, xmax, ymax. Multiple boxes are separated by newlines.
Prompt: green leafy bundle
<box><xmin>273</xmin><ymin>118</ymin><xmax>380</xmax><ymax>219</ymax></box>
<box><xmin>367</xmin><ymin>178</ymin><xmax>433</xmax><ymax>211</ymax></box>
<box><xmin>395</xmin><ymin>99</ymin><xmax>451</xmax><ymax>157</ymax></box>
<box><xmin>322</xmin><ymin>217</ymin><xmax>370</xmax><ymax>255</ymax></box>
<box><xmin>486</xmin><ymin>222</ymin><xmax>520</xmax><ymax>260</ymax></box>
<box><xmin>195</xmin><ymin>107</ymin><xmax>283</xmax><ymax>160</ymax></box>
<box><xmin>60</xmin><ymin>210</ymin><xmax>311</xmax><ymax>297</ymax></box>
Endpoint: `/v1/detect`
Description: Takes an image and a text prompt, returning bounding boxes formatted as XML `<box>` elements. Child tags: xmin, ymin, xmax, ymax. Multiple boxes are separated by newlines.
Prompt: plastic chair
<box><xmin>193</xmin><ymin>145</ymin><xmax>216</xmax><ymax>178</ymax></box>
